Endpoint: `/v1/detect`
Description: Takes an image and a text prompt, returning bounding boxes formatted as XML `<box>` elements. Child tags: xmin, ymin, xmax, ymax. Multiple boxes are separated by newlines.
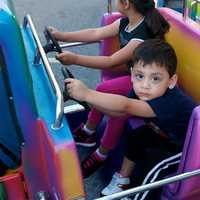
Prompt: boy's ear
<box><xmin>168</xmin><ymin>74</ymin><xmax>178</xmax><ymax>89</ymax></box>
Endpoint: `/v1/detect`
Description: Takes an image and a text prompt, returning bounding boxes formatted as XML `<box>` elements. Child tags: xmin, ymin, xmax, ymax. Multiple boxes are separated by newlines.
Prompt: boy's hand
<box><xmin>56</xmin><ymin>51</ymin><xmax>77</xmax><ymax>65</ymax></box>
<box><xmin>65</xmin><ymin>78</ymin><xmax>89</xmax><ymax>101</ymax></box>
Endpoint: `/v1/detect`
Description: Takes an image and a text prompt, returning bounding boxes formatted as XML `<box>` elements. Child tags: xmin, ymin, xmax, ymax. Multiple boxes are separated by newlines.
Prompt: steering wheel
<box><xmin>43</xmin><ymin>27</ymin><xmax>62</xmax><ymax>53</ymax></box>
<box><xmin>62</xmin><ymin>67</ymin><xmax>90</xmax><ymax>110</ymax></box>
<box><xmin>43</xmin><ymin>28</ymin><xmax>90</xmax><ymax>110</ymax></box>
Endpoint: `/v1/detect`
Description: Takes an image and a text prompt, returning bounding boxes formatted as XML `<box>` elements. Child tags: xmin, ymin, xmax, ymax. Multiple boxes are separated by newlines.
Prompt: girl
<box><xmin>50</xmin><ymin>0</ymin><xmax>170</xmax><ymax>178</ymax></box>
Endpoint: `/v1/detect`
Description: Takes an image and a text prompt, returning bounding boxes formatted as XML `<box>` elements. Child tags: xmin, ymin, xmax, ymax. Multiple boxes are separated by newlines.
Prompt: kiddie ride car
<box><xmin>1</xmin><ymin>0</ymin><xmax>200</xmax><ymax>199</ymax></box>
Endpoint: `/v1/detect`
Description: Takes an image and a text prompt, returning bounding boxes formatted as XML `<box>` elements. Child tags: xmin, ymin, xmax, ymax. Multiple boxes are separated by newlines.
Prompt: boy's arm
<box><xmin>50</xmin><ymin>19</ymin><xmax>120</xmax><ymax>42</ymax></box>
<box><xmin>66</xmin><ymin>78</ymin><xmax>156</xmax><ymax>117</ymax></box>
<box><xmin>56</xmin><ymin>39</ymin><xmax>142</xmax><ymax>69</ymax></box>
<box><xmin>85</xmin><ymin>90</ymin><xmax>155</xmax><ymax>117</ymax></box>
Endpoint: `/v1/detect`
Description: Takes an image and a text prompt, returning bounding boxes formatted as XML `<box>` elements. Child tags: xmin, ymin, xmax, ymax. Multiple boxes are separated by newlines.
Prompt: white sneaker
<box><xmin>101</xmin><ymin>172</ymin><xmax>130</xmax><ymax>196</ymax></box>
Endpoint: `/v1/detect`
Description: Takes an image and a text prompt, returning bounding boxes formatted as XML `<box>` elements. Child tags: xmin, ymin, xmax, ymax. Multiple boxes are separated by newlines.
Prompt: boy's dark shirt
<box><xmin>128</xmin><ymin>87</ymin><xmax>197</xmax><ymax>146</ymax></box>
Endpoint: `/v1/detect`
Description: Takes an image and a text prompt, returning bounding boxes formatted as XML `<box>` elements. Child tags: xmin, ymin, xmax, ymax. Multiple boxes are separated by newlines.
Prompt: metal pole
<box><xmin>95</xmin><ymin>168</ymin><xmax>200</xmax><ymax>200</ymax></box>
<box><xmin>107</xmin><ymin>0</ymin><xmax>112</xmax><ymax>14</ymax></box>
<box><xmin>183</xmin><ymin>0</ymin><xmax>189</xmax><ymax>20</ymax></box>
<box><xmin>197</xmin><ymin>0</ymin><xmax>200</xmax><ymax>22</ymax></box>
<box><xmin>23</xmin><ymin>15</ymin><xmax>64</xmax><ymax>129</ymax></box>
<box><xmin>60</xmin><ymin>41</ymin><xmax>99</xmax><ymax>49</ymax></box>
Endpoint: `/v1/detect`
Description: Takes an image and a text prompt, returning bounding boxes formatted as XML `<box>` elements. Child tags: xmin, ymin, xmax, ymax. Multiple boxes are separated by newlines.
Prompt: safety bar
<box><xmin>197</xmin><ymin>0</ymin><xmax>200</xmax><ymax>22</ymax></box>
<box><xmin>107</xmin><ymin>0</ymin><xmax>112</xmax><ymax>14</ymax></box>
<box><xmin>60</xmin><ymin>41</ymin><xmax>100</xmax><ymax>49</ymax></box>
<box><xmin>181</xmin><ymin>0</ymin><xmax>200</xmax><ymax>21</ymax></box>
<box><xmin>107</xmin><ymin>0</ymin><xmax>198</xmax><ymax>22</ymax></box>
<box><xmin>95</xmin><ymin>168</ymin><xmax>200</xmax><ymax>200</ymax></box>
<box><xmin>23</xmin><ymin>15</ymin><xmax>64</xmax><ymax>130</ymax></box>
<box><xmin>183</xmin><ymin>0</ymin><xmax>190</xmax><ymax>20</ymax></box>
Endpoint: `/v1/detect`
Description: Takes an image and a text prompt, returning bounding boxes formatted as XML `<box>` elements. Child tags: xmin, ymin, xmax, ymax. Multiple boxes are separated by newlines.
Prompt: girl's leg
<box><xmin>91</xmin><ymin>75</ymin><xmax>132</xmax><ymax>151</ymax></box>
<box><xmin>85</xmin><ymin>108</ymin><xmax>103</xmax><ymax>131</ymax></box>
<box><xmin>100</xmin><ymin>115</ymin><xmax>129</xmax><ymax>151</ymax></box>
<box><xmin>73</xmin><ymin>76</ymin><xmax>131</xmax><ymax>148</ymax></box>
<box><xmin>86</xmin><ymin>75</ymin><xmax>132</xmax><ymax>130</ymax></box>
<box><xmin>81</xmin><ymin>76</ymin><xmax>132</xmax><ymax>178</ymax></box>
<box><xmin>81</xmin><ymin>75</ymin><xmax>132</xmax><ymax>133</ymax></box>
<box><xmin>98</xmin><ymin>75</ymin><xmax>132</xmax><ymax>151</ymax></box>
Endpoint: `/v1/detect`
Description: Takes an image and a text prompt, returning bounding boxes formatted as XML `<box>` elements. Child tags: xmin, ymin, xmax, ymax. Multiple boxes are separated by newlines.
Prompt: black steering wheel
<box><xmin>43</xmin><ymin>27</ymin><xmax>90</xmax><ymax>110</ymax></box>
<box><xmin>62</xmin><ymin>67</ymin><xmax>90</xmax><ymax>110</ymax></box>
<box><xmin>43</xmin><ymin>27</ymin><xmax>62</xmax><ymax>53</ymax></box>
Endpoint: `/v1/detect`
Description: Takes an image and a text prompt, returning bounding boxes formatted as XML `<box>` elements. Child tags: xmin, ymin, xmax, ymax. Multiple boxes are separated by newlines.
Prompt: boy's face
<box><xmin>131</xmin><ymin>61</ymin><xmax>177</xmax><ymax>101</ymax></box>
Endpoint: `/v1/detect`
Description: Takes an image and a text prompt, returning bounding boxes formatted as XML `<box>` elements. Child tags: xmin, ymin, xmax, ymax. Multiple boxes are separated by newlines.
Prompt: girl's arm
<box><xmin>56</xmin><ymin>39</ymin><xmax>142</xmax><ymax>69</ymax></box>
<box><xmin>66</xmin><ymin>78</ymin><xmax>156</xmax><ymax>117</ymax></box>
<box><xmin>50</xmin><ymin>19</ymin><xmax>120</xmax><ymax>42</ymax></box>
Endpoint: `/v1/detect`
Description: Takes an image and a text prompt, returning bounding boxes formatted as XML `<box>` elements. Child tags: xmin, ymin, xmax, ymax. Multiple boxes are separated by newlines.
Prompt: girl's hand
<box><xmin>56</xmin><ymin>51</ymin><xmax>77</xmax><ymax>65</ymax></box>
<box><xmin>65</xmin><ymin>78</ymin><xmax>89</xmax><ymax>101</ymax></box>
<box><xmin>47</xmin><ymin>26</ymin><xmax>64</xmax><ymax>41</ymax></box>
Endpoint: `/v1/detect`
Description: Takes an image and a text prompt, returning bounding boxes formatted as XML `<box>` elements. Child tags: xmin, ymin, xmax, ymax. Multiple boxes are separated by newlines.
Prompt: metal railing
<box><xmin>60</xmin><ymin>41</ymin><xmax>99</xmax><ymax>49</ymax></box>
<box><xmin>23</xmin><ymin>15</ymin><xmax>64</xmax><ymax>129</ymax></box>
<box><xmin>107</xmin><ymin>0</ymin><xmax>200</xmax><ymax>22</ymax></box>
<box><xmin>107</xmin><ymin>0</ymin><xmax>112</xmax><ymax>14</ymax></box>
<box><xmin>183</xmin><ymin>0</ymin><xmax>200</xmax><ymax>22</ymax></box>
<box><xmin>95</xmin><ymin>168</ymin><xmax>200</xmax><ymax>200</ymax></box>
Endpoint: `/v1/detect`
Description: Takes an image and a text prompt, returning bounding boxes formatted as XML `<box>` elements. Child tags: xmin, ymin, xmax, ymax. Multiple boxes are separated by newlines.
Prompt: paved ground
<box><xmin>14</xmin><ymin>0</ymin><xmax>107</xmax><ymax>91</ymax></box>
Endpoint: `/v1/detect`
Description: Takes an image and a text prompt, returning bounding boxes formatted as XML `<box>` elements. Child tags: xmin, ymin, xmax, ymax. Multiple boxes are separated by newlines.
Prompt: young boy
<box><xmin>65</xmin><ymin>39</ymin><xmax>197</xmax><ymax>195</ymax></box>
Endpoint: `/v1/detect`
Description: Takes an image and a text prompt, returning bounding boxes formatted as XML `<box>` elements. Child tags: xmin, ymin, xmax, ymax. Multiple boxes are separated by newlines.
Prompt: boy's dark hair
<box><xmin>132</xmin><ymin>39</ymin><xmax>177</xmax><ymax>77</ymax></box>
<box><xmin>129</xmin><ymin>0</ymin><xmax>170</xmax><ymax>39</ymax></box>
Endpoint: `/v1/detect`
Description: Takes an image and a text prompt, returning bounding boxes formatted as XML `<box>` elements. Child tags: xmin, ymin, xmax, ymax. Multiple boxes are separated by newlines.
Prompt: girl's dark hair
<box><xmin>130</xmin><ymin>0</ymin><xmax>170</xmax><ymax>39</ymax></box>
<box><xmin>132</xmin><ymin>39</ymin><xmax>177</xmax><ymax>77</ymax></box>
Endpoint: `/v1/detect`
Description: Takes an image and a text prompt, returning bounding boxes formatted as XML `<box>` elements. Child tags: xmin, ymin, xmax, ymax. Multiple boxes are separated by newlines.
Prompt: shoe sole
<box><xmin>76</xmin><ymin>142</ymin><xmax>96</xmax><ymax>147</ymax></box>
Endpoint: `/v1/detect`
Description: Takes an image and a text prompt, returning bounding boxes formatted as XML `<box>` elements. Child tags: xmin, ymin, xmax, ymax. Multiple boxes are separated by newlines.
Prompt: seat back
<box><xmin>160</xmin><ymin>8</ymin><xmax>200</xmax><ymax>102</ymax></box>
<box><xmin>161</xmin><ymin>106</ymin><xmax>200</xmax><ymax>200</ymax></box>
<box><xmin>159</xmin><ymin>8</ymin><xmax>200</xmax><ymax>200</ymax></box>
<box><xmin>100</xmin><ymin>8</ymin><xmax>200</xmax><ymax>199</ymax></box>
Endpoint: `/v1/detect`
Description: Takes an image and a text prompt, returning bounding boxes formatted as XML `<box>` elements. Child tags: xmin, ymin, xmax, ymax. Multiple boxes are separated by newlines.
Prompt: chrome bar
<box><xmin>190</xmin><ymin>0</ymin><xmax>197</xmax><ymax>20</ymax></box>
<box><xmin>197</xmin><ymin>0</ymin><xmax>200</xmax><ymax>22</ymax></box>
<box><xmin>64</xmin><ymin>104</ymin><xmax>85</xmax><ymax>114</ymax></box>
<box><xmin>60</xmin><ymin>41</ymin><xmax>99</xmax><ymax>49</ymax></box>
<box><xmin>182</xmin><ymin>0</ymin><xmax>200</xmax><ymax>21</ymax></box>
<box><xmin>183</xmin><ymin>0</ymin><xmax>189</xmax><ymax>20</ymax></box>
<box><xmin>23</xmin><ymin>14</ymin><xmax>64</xmax><ymax>129</ymax></box>
<box><xmin>107</xmin><ymin>0</ymin><xmax>112</xmax><ymax>14</ymax></box>
<box><xmin>95</xmin><ymin>168</ymin><xmax>200</xmax><ymax>200</ymax></box>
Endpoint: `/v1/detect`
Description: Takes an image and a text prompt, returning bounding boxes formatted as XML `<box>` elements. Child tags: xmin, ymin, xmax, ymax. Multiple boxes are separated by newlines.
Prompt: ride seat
<box><xmin>131</xmin><ymin>8</ymin><xmax>200</xmax><ymax>200</ymax></box>
<box><xmin>134</xmin><ymin>8</ymin><xmax>200</xmax><ymax>200</ymax></box>
<box><xmin>161</xmin><ymin>106</ymin><xmax>200</xmax><ymax>200</ymax></box>
<box><xmin>158</xmin><ymin>8</ymin><xmax>200</xmax><ymax>200</ymax></box>
<box><xmin>100</xmin><ymin>7</ymin><xmax>200</xmax><ymax>200</ymax></box>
